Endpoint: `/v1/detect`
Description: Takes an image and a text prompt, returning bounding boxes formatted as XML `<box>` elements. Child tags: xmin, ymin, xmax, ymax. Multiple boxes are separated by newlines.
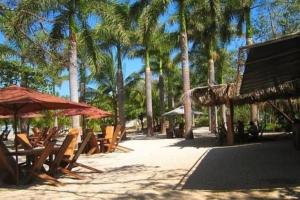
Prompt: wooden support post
<box><xmin>226</xmin><ymin>99</ymin><xmax>234</xmax><ymax>145</ymax></box>
<box><xmin>267</xmin><ymin>101</ymin><xmax>294</xmax><ymax>124</ymax></box>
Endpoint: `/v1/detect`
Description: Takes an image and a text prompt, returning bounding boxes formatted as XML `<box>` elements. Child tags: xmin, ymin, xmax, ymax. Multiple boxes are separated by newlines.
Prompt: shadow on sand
<box><xmin>183</xmin><ymin>137</ymin><xmax>300</xmax><ymax>194</ymax></box>
<box><xmin>167</xmin><ymin>135</ymin><xmax>219</xmax><ymax>148</ymax></box>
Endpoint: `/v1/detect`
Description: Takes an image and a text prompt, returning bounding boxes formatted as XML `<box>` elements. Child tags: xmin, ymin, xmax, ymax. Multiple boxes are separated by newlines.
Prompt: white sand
<box><xmin>1</xmin><ymin>127</ymin><xmax>300</xmax><ymax>199</ymax></box>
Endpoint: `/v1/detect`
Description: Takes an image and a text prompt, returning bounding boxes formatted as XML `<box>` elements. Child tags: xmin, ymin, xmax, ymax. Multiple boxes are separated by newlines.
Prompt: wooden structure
<box><xmin>190</xmin><ymin>33</ymin><xmax>300</xmax><ymax>145</ymax></box>
<box><xmin>63</xmin><ymin>130</ymin><xmax>103</xmax><ymax>174</ymax></box>
<box><xmin>0</xmin><ymin>140</ymin><xmax>17</xmax><ymax>183</ymax></box>
<box><xmin>26</xmin><ymin>140</ymin><xmax>63</xmax><ymax>186</ymax></box>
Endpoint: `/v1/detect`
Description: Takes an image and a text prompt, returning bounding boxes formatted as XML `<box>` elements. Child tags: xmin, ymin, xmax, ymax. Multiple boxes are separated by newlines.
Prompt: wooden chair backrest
<box><xmin>64</xmin><ymin>128</ymin><xmax>79</xmax><ymax>157</ymax></box>
<box><xmin>86</xmin><ymin>129</ymin><xmax>100</xmax><ymax>154</ymax></box>
<box><xmin>67</xmin><ymin>131</ymin><xmax>92</xmax><ymax>170</ymax></box>
<box><xmin>32</xmin><ymin>140</ymin><xmax>56</xmax><ymax>173</ymax></box>
<box><xmin>17</xmin><ymin>133</ymin><xmax>33</xmax><ymax>150</ymax></box>
<box><xmin>41</xmin><ymin>127</ymin><xmax>50</xmax><ymax>140</ymax></box>
<box><xmin>115</xmin><ymin>126</ymin><xmax>126</xmax><ymax>146</ymax></box>
<box><xmin>32</xmin><ymin>127</ymin><xmax>41</xmax><ymax>137</ymax></box>
<box><xmin>43</xmin><ymin>127</ymin><xmax>54</xmax><ymax>143</ymax></box>
<box><xmin>108</xmin><ymin>125</ymin><xmax>122</xmax><ymax>152</ymax></box>
<box><xmin>44</xmin><ymin>127</ymin><xmax>60</xmax><ymax>146</ymax></box>
<box><xmin>104</xmin><ymin>126</ymin><xmax>114</xmax><ymax>142</ymax></box>
<box><xmin>0</xmin><ymin>140</ymin><xmax>17</xmax><ymax>181</ymax></box>
<box><xmin>50</xmin><ymin>134</ymin><xmax>74</xmax><ymax>171</ymax></box>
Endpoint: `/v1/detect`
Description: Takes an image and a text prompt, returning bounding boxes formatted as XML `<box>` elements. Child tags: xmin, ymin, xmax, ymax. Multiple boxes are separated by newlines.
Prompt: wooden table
<box><xmin>9</xmin><ymin>146</ymin><xmax>60</xmax><ymax>156</ymax></box>
<box><xmin>9</xmin><ymin>146</ymin><xmax>60</xmax><ymax>166</ymax></box>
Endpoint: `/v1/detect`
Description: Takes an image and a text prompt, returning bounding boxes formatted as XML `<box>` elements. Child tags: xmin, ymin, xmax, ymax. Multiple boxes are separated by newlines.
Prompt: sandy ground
<box><xmin>1</xmin><ymin>127</ymin><xmax>300</xmax><ymax>200</ymax></box>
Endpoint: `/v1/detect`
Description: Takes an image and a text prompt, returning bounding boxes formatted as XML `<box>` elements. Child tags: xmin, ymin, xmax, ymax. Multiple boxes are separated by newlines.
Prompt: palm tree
<box><xmin>177</xmin><ymin>0</ymin><xmax>193</xmax><ymax>139</ymax></box>
<box><xmin>93</xmin><ymin>2</ymin><xmax>133</xmax><ymax>131</ymax></box>
<box><xmin>125</xmin><ymin>72</ymin><xmax>146</xmax><ymax>131</ymax></box>
<box><xmin>188</xmin><ymin>0</ymin><xmax>233</xmax><ymax>133</ymax></box>
<box><xmin>1</xmin><ymin>0</ymin><xmax>97</xmax><ymax>128</ymax></box>
<box><xmin>150</xmin><ymin>26</ymin><xmax>176</xmax><ymax>134</ymax></box>
<box><xmin>227</xmin><ymin>0</ymin><xmax>258</xmax><ymax>123</ymax></box>
<box><xmin>130</xmin><ymin>0</ymin><xmax>169</xmax><ymax>136</ymax></box>
<box><xmin>92</xmin><ymin>52</ymin><xmax>118</xmax><ymax>124</ymax></box>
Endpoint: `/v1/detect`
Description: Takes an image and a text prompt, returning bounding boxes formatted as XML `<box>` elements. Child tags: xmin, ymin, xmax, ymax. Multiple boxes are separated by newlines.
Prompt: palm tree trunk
<box><xmin>179</xmin><ymin>0</ymin><xmax>193</xmax><ymax>139</ymax></box>
<box><xmin>52</xmin><ymin>83</ymin><xmax>58</xmax><ymax>127</ymax></box>
<box><xmin>69</xmin><ymin>18</ymin><xmax>80</xmax><ymax>128</ymax></box>
<box><xmin>145</xmin><ymin>49</ymin><xmax>153</xmax><ymax>136</ymax></box>
<box><xmin>113</xmin><ymin>93</ymin><xmax>118</xmax><ymax>126</ymax></box>
<box><xmin>208</xmin><ymin>57</ymin><xmax>217</xmax><ymax>134</ymax></box>
<box><xmin>167</xmin><ymin>69</ymin><xmax>175</xmax><ymax>136</ymax></box>
<box><xmin>79</xmin><ymin>63</ymin><xmax>86</xmax><ymax>130</ymax></box>
<box><xmin>159</xmin><ymin>58</ymin><xmax>166</xmax><ymax>134</ymax></box>
<box><xmin>218</xmin><ymin>61</ymin><xmax>227</xmax><ymax>126</ymax></box>
<box><xmin>20</xmin><ymin>57</ymin><xmax>28</xmax><ymax>133</ymax></box>
<box><xmin>116</xmin><ymin>45</ymin><xmax>126</xmax><ymax>136</ymax></box>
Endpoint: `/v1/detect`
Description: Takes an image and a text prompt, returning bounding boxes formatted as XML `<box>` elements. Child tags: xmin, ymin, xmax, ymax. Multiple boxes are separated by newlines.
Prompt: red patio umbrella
<box><xmin>59</xmin><ymin>104</ymin><xmax>111</xmax><ymax>117</ymax></box>
<box><xmin>0</xmin><ymin>85</ymin><xmax>89</xmax><ymax>184</ymax></box>
<box><xmin>87</xmin><ymin>113</ymin><xmax>112</xmax><ymax>119</ymax></box>
<box><xmin>0</xmin><ymin>112</ymin><xmax>44</xmax><ymax>119</ymax></box>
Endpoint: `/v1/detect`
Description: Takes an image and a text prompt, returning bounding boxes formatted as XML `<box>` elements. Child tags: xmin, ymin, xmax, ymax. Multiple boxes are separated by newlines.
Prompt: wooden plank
<box><xmin>226</xmin><ymin>99</ymin><xmax>234</xmax><ymax>145</ymax></box>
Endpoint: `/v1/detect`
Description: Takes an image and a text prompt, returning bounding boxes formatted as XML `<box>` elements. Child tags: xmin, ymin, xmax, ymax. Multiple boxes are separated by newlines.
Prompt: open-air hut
<box><xmin>190</xmin><ymin>32</ymin><xmax>300</xmax><ymax>145</ymax></box>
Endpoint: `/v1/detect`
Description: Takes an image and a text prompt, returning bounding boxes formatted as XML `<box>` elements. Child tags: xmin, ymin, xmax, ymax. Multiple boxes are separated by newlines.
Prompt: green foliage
<box><xmin>194</xmin><ymin>116</ymin><xmax>209</xmax><ymax>127</ymax></box>
<box><xmin>253</xmin><ymin>0</ymin><xmax>300</xmax><ymax>40</ymax></box>
<box><xmin>234</xmin><ymin>105</ymin><xmax>251</xmax><ymax>123</ymax></box>
<box><xmin>0</xmin><ymin>0</ymin><xmax>299</xmax><ymax>132</ymax></box>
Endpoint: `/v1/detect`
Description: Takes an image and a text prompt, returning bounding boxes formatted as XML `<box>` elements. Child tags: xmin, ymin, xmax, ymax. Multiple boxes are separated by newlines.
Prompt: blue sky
<box><xmin>0</xmin><ymin>2</ymin><xmax>249</xmax><ymax>97</ymax></box>
<box><xmin>56</xmin><ymin>57</ymin><xmax>143</xmax><ymax>97</ymax></box>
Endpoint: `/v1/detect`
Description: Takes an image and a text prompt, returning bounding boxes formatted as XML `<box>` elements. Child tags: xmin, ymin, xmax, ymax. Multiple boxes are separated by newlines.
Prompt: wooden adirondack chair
<box><xmin>104</xmin><ymin>125</ymin><xmax>132</xmax><ymax>153</ymax></box>
<box><xmin>0</xmin><ymin>140</ymin><xmax>18</xmax><ymax>184</ymax></box>
<box><xmin>47</xmin><ymin>134</ymin><xmax>85</xmax><ymax>180</ymax></box>
<box><xmin>103</xmin><ymin>125</ymin><xmax>120</xmax><ymax>152</ymax></box>
<box><xmin>64</xmin><ymin>128</ymin><xmax>79</xmax><ymax>158</ymax></box>
<box><xmin>16</xmin><ymin>133</ymin><xmax>33</xmax><ymax>150</ymax></box>
<box><xmin>64</xmin><ymin>131</ymin><xmax>103</xmax><ymax>173</ymax></box>
<box><xmin>114</xmin><ymin>128</ymin><xmax>133</xmax><ymax>153</ymax></box>
<box><xmin>26</xmin><ymin>140</ymin><xmax>63</xmax><ymax>186</ymax></box>
<box><xmin>29</xmin><ymin>127</ymin><xmax>43</xmax><ymax>145</ymax></box>
<box><xmin>103</xmin><ymin>126</ymin><xmax>114</xmax><ymax>143</ymax></box>
<box><xmin>84</xmin><ymin>129</ymin><xmax>100</xmax><ymax>155</ymax></box>
<box><xmin>44</xmin><ymin>127</ymin><xmax>60</xmax><ymax>147</ymax></box>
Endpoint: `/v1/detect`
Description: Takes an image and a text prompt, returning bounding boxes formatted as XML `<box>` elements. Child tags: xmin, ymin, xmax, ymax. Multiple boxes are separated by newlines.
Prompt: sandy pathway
<box><xmin>1</xmin><ymin>129</ymin><xmax>300</xmax><ymax>199</ymax></box>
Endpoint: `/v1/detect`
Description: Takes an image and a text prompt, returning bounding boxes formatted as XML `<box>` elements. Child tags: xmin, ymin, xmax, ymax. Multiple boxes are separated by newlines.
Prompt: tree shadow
<box><xmin>167</xmin><ymin>136</ymin><xmax>219</xmax><ymax>148</ymax></box>
<box><xmin>182</xmin><ymin>139</ymin><xmax>300</xmax><ymax>192</ymax></box>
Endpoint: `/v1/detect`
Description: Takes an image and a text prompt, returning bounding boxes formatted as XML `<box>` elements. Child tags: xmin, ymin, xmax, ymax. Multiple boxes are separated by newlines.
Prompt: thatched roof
<box><xmin>190</xmin><ymin>33</ymin><xmax>300</xmax><ymax>107</ymax></box>
<box><xmin>190</xmin><ymin>84</ymin><xmax>238</xmax><ymax>106</ymax></box>
<box><xmin>234</xmin><ymin>79</ymin><xmax>300</xmax><ymax>105</ymax></box>
<box><xmin>190</xmin><ymin>79</ymin><xmax>300</xmax><ymax>107</ymax></box>
<box><xmin>240</xmin><ymin>32</ymin><xmax>300</xmax><ymax>94</ymax></box>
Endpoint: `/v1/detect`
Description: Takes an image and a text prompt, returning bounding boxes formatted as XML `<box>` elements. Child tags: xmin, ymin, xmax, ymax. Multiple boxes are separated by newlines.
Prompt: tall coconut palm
<box><xmin>177</xmin><ymin>0</ymin><xmax>193</xmax><ymax>139</ymax></box>
<box><xmin>130</xmin><ymin>0</ymin><xmax>169</xmax><ymax>136</ymax></box>
<box><xmin>93</xmin><ymin>2</ymin><xmax>133</xmax><ymax>131</ymax></box>
<box><xmin>4</xmin><ymin>0</ymin><xmax>100</xmax><ymax>128</ymax></box>
<box><xmin>150</xmin><ymin>26</ymin><xmax>176</xmax><ymax>134</ymax></box>
<box><xmin>92</xmin><ymin>51</ymin><xmax>118</xmax><ymax>124</ymax></box>
<box><xmin>227</xmin><ymin>0</ymin><xmax>258</xmax><ymax>122</ymax></box>
<box><xmin>124</xmin><ymin>72</ymin><xmax>146</xmax><ymax>130</ymax></box>
<box><xmin>189</xmin><ymin>0</ymin><xmax>233</xmax><ymax>133</ymax></box>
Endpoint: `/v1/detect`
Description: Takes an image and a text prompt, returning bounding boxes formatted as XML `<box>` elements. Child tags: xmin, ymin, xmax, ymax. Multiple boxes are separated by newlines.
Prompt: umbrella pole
<box><xmin>13</xmin><ymin>112</ymin><xmax>19</xmax><ymax>185</ymax></box>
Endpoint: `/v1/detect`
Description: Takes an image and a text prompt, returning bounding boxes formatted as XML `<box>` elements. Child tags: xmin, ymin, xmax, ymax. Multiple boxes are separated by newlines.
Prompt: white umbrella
<box><xmin>163</xmin><ymin>106</ymin><xmax>204</xmax><ymax>116</ymax></box>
